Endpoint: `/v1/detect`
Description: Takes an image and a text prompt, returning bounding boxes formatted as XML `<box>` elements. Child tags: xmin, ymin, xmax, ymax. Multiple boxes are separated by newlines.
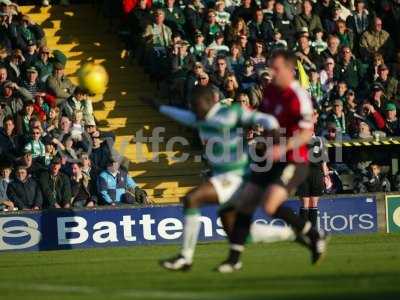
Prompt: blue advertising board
<box><xmin>0</xmin><ymin>196</ymin><xmax>377</xmax><ymax>252</ymax></box>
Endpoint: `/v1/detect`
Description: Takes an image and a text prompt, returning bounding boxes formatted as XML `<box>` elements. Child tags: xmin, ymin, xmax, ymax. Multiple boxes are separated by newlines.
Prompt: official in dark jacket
<box><xmin>7</xmin><ymin>164</ymin><xmax>42</xmax><ymax>210</ymax></box>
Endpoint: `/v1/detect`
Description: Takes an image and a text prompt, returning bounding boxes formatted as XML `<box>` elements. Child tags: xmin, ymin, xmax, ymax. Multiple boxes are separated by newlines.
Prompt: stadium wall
<box><xmin>0</xmin><ymin>193</ymin><xmax>396</xmax><ymax>252</ymax></box>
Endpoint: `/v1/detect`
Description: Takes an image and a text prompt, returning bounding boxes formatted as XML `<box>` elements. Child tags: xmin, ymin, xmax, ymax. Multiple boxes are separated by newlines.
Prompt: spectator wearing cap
<box><xmin>70</xmin><ymin>161</ymin><xmax>97</xmax><ymax>208</ymax></box>
<box><xmin>23</xmin><ymin>40</ymin><xmax>38</xmax><ymax>68</ymax></box>
<box><xmin>189</xmin><ymin>31</ymin><xmax>206</xmax><ymax>60</ymax></box>
<box><xmin>272</xmin><ymin>1</ymin><xmax>295</xmax><ymax>47</ymax></box>
<box><xmin>369</xmin><ymin>82</ymin><xmax>386</xmax><ymax>113</ymax></box>
<box><xmin>6</xmin><ymin>49</ymin><xmax>25</xmax><ymax>83</ymax></box>
<box><xmin>207</xmin><ymin>32</ymin><xmax>230</xmax><ymax>55</ymax></box>
<box><xmin>248</xmin><ymin>7</ymin><xmax>274</xmax><ymax>44</ymax></box>
<box><xmin>39</xmin><ymin>156</ymin><xmax>72</xmax><ymax>208</ymax></box>
<box><xmin>1</xmin><ymin>80</ymin><xmax>32</xmax><ymax>118</ymax></box>
<box><xmin>7</xmin><ymin>163</ymin><xmax>43</xmax><ymax>210</ymax></box>
<box><xmin>383</xmin><ymin>102</ymin><xmax>400</xmax><ymax>137</ymax></box>
<box><xmin>20</xmin><ymin>66</ymin><xmax>44</xmax><ymax>98</ymax></box>
<box><xmin>46</xmin><ymin>62</ymin><xmax>75</xmax><ymax>106</ymax></box>
<box><xmin>268</xmin><ymin>28</ymin><xmax>288</xmax><ymax>51</ymax></box>
<box><xmin>294</xmin><ymin>0</ymin><xmax>323</xmax><ymax>38</ymax></box>
<box><xmin>163</xmin><ymin>0</ymin><xmax>186</xmax><ymax>36</ymax></box>
<box><xmin>23</xmin><ymin>125</ymin><xmax>44</xmax><ymax>159</ymax></box>
<box><xmin>97</xmin><ymin>158</ymin><xmax>138</xmax><ymax>205</ymax></box>
<box><xmin>15</xmin><ymin>14</ymin><xmax>45</xmax><ymax>52</ymax></box>
<box><xmin>0</xmin><ymin>163</ymin><xmax>13</xmax><ymax>211</ymax></box>
<box><xmin>34</xmin><ymin>46</ymin><xmax>53</xmax><ymax>82</ymax></box>
<box><xmin>375</xmin><ymin>64</ymin><xmax>398</xmax><ymax>101</ymax></box>
<box><xmin>336</xmin><ymin>46</ymin><xmax>366</xmax><ymax>91</ymax></box>
<box><xmin>360</xmin><ymin>17</ymin><xmax>394</xmax><ymax>62</ymax></box>
<box><xmin>0</xmin><ymin>116</ymin><xmax>21</xmax><ymax>161</ymax></box>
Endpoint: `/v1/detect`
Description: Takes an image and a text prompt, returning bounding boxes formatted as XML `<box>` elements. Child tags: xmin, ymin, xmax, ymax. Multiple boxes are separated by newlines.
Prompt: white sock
<box><xmin>250</xmin><ymin>223</ymin><xmax>296</xmax><ymax>243</ymax></box>
<box><xmin>181</xmin><ymin>210</ymin><xmax>201</xmax><ymax>263</ymax></box>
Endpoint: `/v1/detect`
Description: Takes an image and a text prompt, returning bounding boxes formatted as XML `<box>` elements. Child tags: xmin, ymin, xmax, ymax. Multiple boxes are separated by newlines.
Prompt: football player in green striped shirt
<box><xmin>142</xmin><ymin>86</ymin><xmax>296</xmax><ymax>271</ymax></box>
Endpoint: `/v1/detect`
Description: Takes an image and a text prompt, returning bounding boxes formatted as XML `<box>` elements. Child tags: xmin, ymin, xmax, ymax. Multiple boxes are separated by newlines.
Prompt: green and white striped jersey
<box><xmin>159</xmin><ymin>102</ymin><xmax>278</xmax><ymax>176</ymax></box>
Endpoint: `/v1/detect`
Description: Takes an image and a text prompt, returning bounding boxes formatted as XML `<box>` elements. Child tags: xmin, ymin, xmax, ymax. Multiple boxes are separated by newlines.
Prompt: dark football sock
<box><xmin>227</xmin><ymin>213</ymin><xmax>252</xmax><ymax>264</ymax></box>
<box><xmin>299</xmin><ymin>207</ymin><xmax>309</xmax><ymax>221</ymax></box>
<box><xmin>309</xmin><ymin>207</ymin><xmax>318</xmax><ymax>229</ymax></box>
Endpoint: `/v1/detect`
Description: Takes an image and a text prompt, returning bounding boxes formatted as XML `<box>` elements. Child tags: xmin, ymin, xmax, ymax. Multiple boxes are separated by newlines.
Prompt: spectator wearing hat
<box><xmin>39</xmin><ymin>156</ymin><xmax>72</xmax><ymax>208</ymax></box>
<box><xmin>360</xmin><ymin>17</ymin><xmax>394</xmax><ymax>62</ymax></box>
<box><xmin>375</xmin><ymin>64</ymin><xmax>398</xmax><ymax>101</ymax></box>
<box><xmin>6</xmin><ymin>49</ymin><xmax>25</xmax><ymax>83</ymax></box>
<box><xmin>97</xmin><ymin>158</ymin><xmax>138</xmax><ymax>205</ymax></box>
<box><xmin>23</xmin><ymin>40</ymin><xmax>38</xmax><ymax>68</ymax></box>
<box><xmin>46</xmin><ymin>62</ymin><xmax>75</xmax><ymax>106</ymax></box>
<box><xmin>34</xmin><ymin>46</ymin><xmax>53</xmax><ymax>82</ymax></box>
<box><xmin>23</xmin><ymin>124</ymin><xmax>44</xmax><ymax>159</ymax></box>
<box><xmin>7</xmin><ymin>163</ymin><xmax>43</xmax><ymax>210</ymax></box>
<box><xmin>383</xmin><ymin>102</ymin><xmax>400</xmax><ymax>136</ymax></box>
<box><xmin>163</xmin><ymin>0</ymin><xmax>186</xmax><ymax>36</ymax></box>
<box><xmin>369</xmin><ymin>82</ymin><xmax>386</xmax><ymax>114</ymax></box>
<box><xmin>70</xmin><ymin>161</ymin><xmax>97</xmax><ymax>208</ymax></box>
<box><xmin>268</xmin><ymin>28</ymin><xmax>288</xmax><ymax>51</ymax></box>
<box><xmin>294</xmin><ymin>0</ymin><xmax>323</xmax><ymax>38</ymax></box>
<box><xmin>1</xmin><ymin>80</ymin><xmax>32</xmax><ymax>119</ymax></box>
<box><xmin>0</xmin><ymin>115</ymin><xmax>21</xmax><ymax>161</ymax></box>
<box><xmin>0</xmin><ymin>163</ymin><xmax>13</xmax><ymax>211</ymax></box>
<box><xmin>336</xmin><ymin>46</ymin><xmax>366</xmax><ymax>91</ymax></box>
<box><xmin>20</xmin><ymin>66</ymin><xmax>44</xmax><ymax>98</ymax></box>
<box><xmin>248</xmin><ymin>7</ymin><xmax>274</xmax><ymax>44</ymax></box>
<box><xmin>207</xmin><ymin>32</ymin><xmax>229</xmax><ymax>55</ymax></box>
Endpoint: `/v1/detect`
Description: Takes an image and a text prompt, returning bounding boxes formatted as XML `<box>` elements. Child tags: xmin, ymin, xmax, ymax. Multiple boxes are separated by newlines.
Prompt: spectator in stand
<box><xmin>326</xmin><ymin>99</ymin><xmax>352</xmax><ymax>139</ymax></box>
<box><xmin>97</xmin><ymin>158</ymin><xmax>138</xmax><ymax>206</ymax></box>
<box><xmin>15</xmin><ymin>14</ymin><xmax>44</xmax><ymax>52</ymax></box>
<box><xmin>70</xmin><ymin>161</ymin><xmax>96</xmax><ymax>208</ymax></box>
<box><xmin>360</xmin><ymin>17</ymin><xmax>394</xmax><ymax>62</ymax></box>
<box><xmin>15</xmin><ymin>99</ymin><xmax>35</xmax><ymax>135</ymax></box>
<box><xmin>46</xmin><ymin>62</ymin><xmax>75</xmax><ymax>106</ymax></box>
<box><xmin>383</xmin><ymin>102</ymin><xmax>400</xmax><ymax>137</ymax></box>
<box><xmin>1</xmin><ymin>80</ymin><xmax>31</xmax><ymax>119</ymax></box>
<box><xmin>226</xmin><ymin>42</ymin><xmax>244</xmax><ymax>77</ymax></box>
<box><xmin>248</xmin><ymin>7</ymin><xmax>273</xmax><ymax>44</ymax></box>
<box><xmin>375</xmin><ymin>64</ymin><xmax>398</xmax><ymax>101</ymax></box>
<box><xmin>231</xmin><ymin>0</ymin><xmax>254</xmax><ymax>23</ymax></box>
<box><xmin>0</xmin><ymin>163</ymin><xmax>13</xmax><ymax>211</ymax></box>
<box><xmin>336</xmin><ymin>19</ymin><xmax>354</xmax><ymax>50</ymax></box>
<box><xmin>7</xmin><ymin>163</ymin><xmax>42</xmax><ymax>210</ymax></box>
<box><xmin>0</xmin><ymin>115</ymin><xmax>21</xmax><ymax>161</ymax></box>
<box><xmin>89</xmin><ymin>130</ymin><xmax>113</xmax><ymax>175</ymax></box>
<box><xmin>294</xmin><ymin>0</ymin><xmax>323</xmax><ymax>37</ymax></box>
<box><xmin>336</xmin><ymin>46</ymin><xmax>365</xmax><ymax>91</ymax></box>
<box><xmin>320</xmin><ymin>34</ymin><xmax>341</xmax><ymax>64</ymax></box>
<box><xmin>225</xmin><ymin>17</ymin><xmax>248</xmax><ymax>45</ymax></box>
<box><xmin>23</xmin><ymin>124</ymin><xmax>45</xmax><ymax>159</ymax></box>
<box><xmin>20</xmin><ymin>66</ymin><xmax>44</xmax><ymax>98</ymax></box>
<box><xmin>39</xmin><ymin>156</ymin><xmax>72</xmax><ymax>209</ymax></box>
<box><xmin>354</xmin><ymin>162</ymin><xmax>391</xmax><ymax>193</ymax></box>
<box><xmin>34</xmin><ymin>46</ymin><xmax>53</xmax><ymax>82</ymax></box>
<box><xmin>23</xmin><ymin>40</ymin><xmax>38</xmax><ymax>67</ymax></box>
<box><xmin>347</xmin><ymin>0</ymin><xmax>370</xmax><ymax>47</ymax></box>
<box><xmin>210</xmin><ymin>56</ymin><xmax>231</xmax><ymax>90</ymax></box>
<box><xmin>163</xmin><ymin>0</ymin><xmax>185</xmax><ymax>36</ymax></box>
<box><xmin>249</xmin><ymin>39</ymin><xmax>267</xmax><ymax>71</ymax></box>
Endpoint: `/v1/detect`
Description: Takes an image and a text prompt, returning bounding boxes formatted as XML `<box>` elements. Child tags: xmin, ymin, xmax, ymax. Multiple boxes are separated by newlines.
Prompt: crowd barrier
<box><xmin>1</xmin><ymin>193</ymin><xmax>398</xmax><ymax>252</ymax></box>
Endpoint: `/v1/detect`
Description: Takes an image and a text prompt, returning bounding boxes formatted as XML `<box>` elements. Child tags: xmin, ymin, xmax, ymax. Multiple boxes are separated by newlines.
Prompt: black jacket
<box><xmin>7</xmin><ymin>176</ymin><xmax>43</xmax><ymax>209</ymax></box>
<box><xmin>39</xmin><ymin>171</ymin><xmax>72</xmax><ymax>207</ymax></box>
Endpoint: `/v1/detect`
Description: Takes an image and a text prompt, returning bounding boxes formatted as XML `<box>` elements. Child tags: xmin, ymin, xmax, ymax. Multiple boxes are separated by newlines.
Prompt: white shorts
<box><xmin>210</xmin><ymin>172</ymin><xmax>243</xmax><ymax>204</ymax></box>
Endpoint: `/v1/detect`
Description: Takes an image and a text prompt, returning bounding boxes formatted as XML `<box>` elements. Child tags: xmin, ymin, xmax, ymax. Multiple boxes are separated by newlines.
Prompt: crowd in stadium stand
<box><xmin>118</xmin><ymin>0</ymin><xmax>400</xmax><ymax>194</ymax></box>
<box><xmin>0</xmin><ymin>0</ymin><xmax>148</xmax><ymax>211</ymax></box>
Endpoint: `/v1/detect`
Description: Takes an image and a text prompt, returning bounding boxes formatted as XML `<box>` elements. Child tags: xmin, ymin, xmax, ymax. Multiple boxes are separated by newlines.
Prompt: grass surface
<box><xmin>0</xmin><ymin>234</ymin><xmax>399</xmax><ymax>300</ymax></box>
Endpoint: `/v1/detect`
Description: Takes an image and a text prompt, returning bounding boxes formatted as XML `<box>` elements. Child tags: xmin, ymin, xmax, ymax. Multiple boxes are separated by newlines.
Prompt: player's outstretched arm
<box><xmin>238</xmin><ymin>106</ymin><xmax>279</xmax><ymax>131</ymax></box>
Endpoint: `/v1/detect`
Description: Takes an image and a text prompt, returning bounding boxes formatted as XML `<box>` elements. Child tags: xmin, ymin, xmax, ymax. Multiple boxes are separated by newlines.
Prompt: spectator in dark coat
<box><xmin>0</xmin><ymin>163</ymin><xmax>13</xmax><ymax>210</ymax></box>
<box><xmin>70</xmin><ymin>162</ymin><xmax>97</xmax><ymax>208</ymax></box>
<box><xmin>336</xmin><ymin>46</ymin><xmax>366</xmax><ymax>91</ymax></box>
<box><xmin>383</xmin><ymin>102</ymin><xmax>400</xmax><ymax>137</ymax></box>
<box><xmin>7</xmin><ymin>163</ymin><xmax>42</xmax><ymax>210</ymax></box>
<box><xmin>247</xmin><ymin>8</ymin><xmax>273</xmax><ymax>44</ymax></box>
<box><xmin>0</xmin><ymin>115</ymin><xmax>21</xmax><ymax>161</ymax></box>
<box><xmin>39</xmin><ymin>156</ymin><xmax>72</xmax><ymax>208</ymax></box>
<box><xmin>294</xmin><ymin>0</ymin><xmax>323</xmax><ymax>37</ymax></box>
<box><xmin>89</xmin><ymin>130</ymin><xmax>113</xmax><ymax>175</ymax></box>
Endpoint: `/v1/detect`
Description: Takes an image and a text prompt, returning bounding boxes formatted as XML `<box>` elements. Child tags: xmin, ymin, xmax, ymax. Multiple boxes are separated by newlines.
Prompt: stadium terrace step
<box><xmin>25</xmin><ymin>4</ymin><xmax>201</xmax><ymax>203</ymax></box>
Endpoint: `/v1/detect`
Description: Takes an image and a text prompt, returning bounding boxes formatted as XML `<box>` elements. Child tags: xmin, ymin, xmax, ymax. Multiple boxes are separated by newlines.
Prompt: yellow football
<box><xmin>78</xmin><ymin>63</ymin><xmax>109</xmax><ymax>94</ymax></box>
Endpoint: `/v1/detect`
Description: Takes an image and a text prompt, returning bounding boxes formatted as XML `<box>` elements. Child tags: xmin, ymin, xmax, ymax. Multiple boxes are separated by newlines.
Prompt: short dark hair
<box><xmin>191</xmin><ymin>85</ymin><xmax>215</xmax><ymax>107</ymax></box>
<box><xmin>269</xmin><ymin>49</ymin><xmax>297</xmax><ymax>68</ymax></box>
<box><xmin>3</xmin><ymin>115</ymin><xmax>14</xmax><ymax>126</ymax></box>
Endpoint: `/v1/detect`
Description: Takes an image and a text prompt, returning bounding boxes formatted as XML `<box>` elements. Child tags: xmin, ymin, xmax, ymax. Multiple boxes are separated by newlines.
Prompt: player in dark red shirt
<box><xmin>217</xmin><ymin>50</ymin><xmax>329</xmax><ymax>273</ymax></box>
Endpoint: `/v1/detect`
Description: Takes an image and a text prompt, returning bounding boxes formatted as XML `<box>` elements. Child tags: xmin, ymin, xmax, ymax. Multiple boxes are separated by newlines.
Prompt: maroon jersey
<box><xmin>259</xmin><ymin>81</ymin><xmax>313</xmax><ymax>163</ymax></box>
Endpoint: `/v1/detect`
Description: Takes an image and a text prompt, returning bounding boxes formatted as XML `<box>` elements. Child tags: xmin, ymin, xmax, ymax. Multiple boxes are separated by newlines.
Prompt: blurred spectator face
<box><xmin>327</xmin><ymin>36</ymin><xmax>340</xmax><ymax>51</ymax></box>
<box><xmin>239</xmin><ymin>34</ymin><xmax>247</xmax><ymax>46</ymax></box>
<box><xmin>386</xmin><ymin>108</ymin><xmax>397</xmax><ymax>121</ymax></box>
<box><xmin>358</xmin><ymin>121</ymin><xmax>371</xmax><ymax>137</ymax></box>
<box><xmin>23</xmin><ymin>153</ymin><xmax>33</xmax><ymax>167</ymax></box>
<box><xmin>324</xmin><ymin>58</ymin><xmax>335</xmax><ymax>71</ymax></box>
<box><xmin>298</xmin><ymin>36</ymin><xmax>309</xmax><ymax>51</ymax></box>
<box><xmin>275</xmin><ymin>2</ymin><xmax>284</xmax><ymax>14</ymax></box>
<box><xmin>255</xmin><ymin>10</ymin><xmax>263</xmax><ymax>23</ymax></box>
<box><xmin>338</xmin><ymin>82</ymin><xmax>347</xmax><ymax>96</ymax></box>
<box><xmin>50</xmin><ymin>162</ymin><xmax>61</xmax><ymax>175</ymax></box>
<box><xmin>254</xmin><ymin>41</ymin><xmax>264</xmax><ymax>55</ymax></box>
<box><xmin>370</xmin><ymin>164</ymin><xmax>380</xmax><ymax>177</ymax></box>
<box><xmin>32</xmin><ymin>128</ymin><xmax>41</xmax><ymax>141</ymax></box>
<box><xmin>60</xmin><ymin>116</ymin><xmax>71</xmax><ymax>132</ymax></box>
<box><xmin>216</xmin><ymin>58</ymin><xmax>227</xmax><ymax>73</ymax></box>
<box><xmin>193</xmin><ymin>63</ymin><xmax>203</xmax><ymax>75</ymax></box>
<box><xmin>337</xmin><ymin>21</ymin><xmax>346</xmax><ymax>33</ymax></box>
<box><xmin>27</xmin><ymin>44</ymin><xmax>37</xmax><ymax>55</ymax></box>
<box><xmin>244</xmin><ymin>61</ymin><xmax>254</xmax><ymax>74</ymax></box>
<box><xmin>27</xmin><ymin>70</ymin><xmax>38</xmax><ymax>83</ymax></box>
<box><xmin>45</xmin><ymin>143</ymin><xmax>55</xmax><ymax>154</ymax></box>
<box><xmin>242</xmin><ymin>0</ymin><xmax>251</xmax><ymax>8</ymax></box>
<box><xmin>139</xmin><ymin>0</ymin><xmax>147</xmax><ymax>9</ymax></box>
<box><xmin>0</xmin><ymin>68</ymin><xmax>7</xmax><ymax>82</ymax></box>
<box><xmin>346</xmin><ymin>90</ymin><xmax>356</xmax><ymax>108</ymax></box>
<box><xmin>107</xmin><ymin>161</ymin><xmax>120</xmax><ymax>173</ymax></box>
<box><xmin>16</xmin><ymin>168</ymin><xmax>28</xmax><ymax>182</ymax></box>
<box><xmin>303</xmin><ymin>0</ymin><xmax>313</xmax><ymax>15</ymax></box>
<box><xmin>49</xmin><ymin>108</ymin><xmax>59</xmax><ymax>120</ymax></box>
<box><xmin>1</xmin><ymin>167</ymin><xmax>11</xmax><ymax>179</ymax></box>
<box><xmin>230</xmin><ymin>44</ymin><xmax>241</xmax><ymax>57</ymax></box>
<box><xmin>356</xmin><ymin>1</ymin><xmax>365</xmax><ymax>11</ymax></box>
<box><xmin>3</xmin><ymin>86</ymin><xmax>13</xmax><ymax>97</ymax></box>
<box><xmin>327</xmin><ymin>125</ymin><xmax>337</xmax><ymax>140</ymax></box>
<box><xmin>372</xmin><ymin>89</ymin><xmax>383</xmax><ymax>102</ymax></box>
<box><xmin>166</xmin><ymin>0</ymin><xmax>175</xmax><ymax>8</ymax></box>
<box><xmin>225</xmin><ymin>75</ymin><xmax>238</xmax><ymax>92</ymax></box>
<box><xmin>342</xmin><ymin>47</ymin><xmax>352</xmax><ymax>62</ymax></box>
<box><xmin>64</xmin><ymin>137</ymin><xmax>73</xmax><ymax>149</ymax></box>
<box><xmin>378</xmin><ymin>65</ymin><xmax>389</xmax><ymax>80</ymax></box>
<box><xmin>91</xmin><ymin>131</ymin><xmax>101</xmax><ymax>148</ymax></box>
<box><xmin>373</xmin><ymin>54</ymin><xmax>383</xmax><ymax>66</ymax></box>
<box><xmin>30</xmin><ymin>119</ymin><xmax>41</xmax><ymax>130</ymax></box>
<box><xmin>374</xmin><ymin>18</ymin><xmax>383</xmax><ymax>32</ymax></box>
<box><xmin>40</xmin><ymin>48</ymin><xmax>50</xmax><ymax>62</ymax></box>
<box><xmin>71</xmin><ymin>163</ymin><xmax>82</xmax><ymax>177</ymax></box>
<box><xmin>80</xmin><ymin>154</ymin><xmax>91</xmax><ymax>168</ymax></box>
<box><xmin>154</xmin><ymin>10</ymin><xmax>165</xmax><ymax>25</ymax></box>
<box><xmin>25</xmin><ymin>103</ymin><xmax>34</xmax><ymax>116</ymax></box>
<box><xmin>4</xmin><ymin>118</ymin><xmax>14</xmax><ymax>135</ymax></box>
<box><xmin>270</xmin><ymin>56</ymin><xmax>294</xmax><ymax>89</ymax></box>
<box><xmin>312</xmin><ymin>110</ymin><xmax>319</xmax><ymax>125</ymax></box>
<box><xmin>54</xmin><ymin>66</ymin><xmax>64</xmax><ymax>78</ymax></box>
<box><xmin>198</xmin><ymin>72</ymin><xmax>209</xmax><ymax>86</ymax></box>
<box><xmin>237</xmin><ymin>93</ymin><xmax>250</xmax><ymax>108</ymax></box>
<box><xmin>207</xmin><ymin>11</ymin><xmax>216</xmax><ymax>24</ymax></box>
<box><xmin>195</xmin><ymin>34</ymin><xmax>204</xmax><ymax>44</ymax></box>
<box><xmin>333</xmin><ymin>102</ymin><xmax>343</xmax><ymax>116</ymax></box>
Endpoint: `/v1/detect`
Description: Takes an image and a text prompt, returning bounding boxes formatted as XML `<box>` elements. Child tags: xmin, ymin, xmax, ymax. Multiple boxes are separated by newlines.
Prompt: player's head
<box><xmin>268</xmin><ymin>49</ymin><xmax>296</xmax><ymax>89</ymax></box>
<box><xmin>191</xmin><ymin>86</ymin><xmax>217</xmax><ymax>119</ymax></box>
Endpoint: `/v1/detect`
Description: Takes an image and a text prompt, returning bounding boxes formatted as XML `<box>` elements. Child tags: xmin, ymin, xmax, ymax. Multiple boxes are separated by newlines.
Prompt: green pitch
<box><xmin>1</xmin><ymin>234</ymin><xmax>399</xmax><ymax>300</ymax></box>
